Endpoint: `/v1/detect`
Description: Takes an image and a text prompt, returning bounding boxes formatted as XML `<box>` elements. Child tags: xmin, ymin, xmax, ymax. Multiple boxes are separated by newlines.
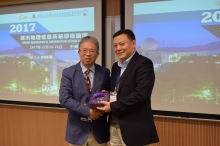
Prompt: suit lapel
<box><xmin>92</xmin><ymin>64</ymin><xmax>100</xmax><ymax>94</ymax></box>
<box><xmin>117</xmin><ymin>52</ymin><xmax>139</xmax><ymax>93</ymax></box>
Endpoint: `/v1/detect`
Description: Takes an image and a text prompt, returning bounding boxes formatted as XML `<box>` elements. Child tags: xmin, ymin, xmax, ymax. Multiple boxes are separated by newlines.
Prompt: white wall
<box><xmin>105</xmin><ymin>16</ymin><xmax>121</xmax><ymax>71</ymax></box>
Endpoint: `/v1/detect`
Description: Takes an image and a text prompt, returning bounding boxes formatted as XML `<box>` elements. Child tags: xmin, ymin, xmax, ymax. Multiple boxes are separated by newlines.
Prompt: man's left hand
<box><xmin>97</xmin><ymin>101</ymin><xmax>111</xmax><ymax>113</ymax></box>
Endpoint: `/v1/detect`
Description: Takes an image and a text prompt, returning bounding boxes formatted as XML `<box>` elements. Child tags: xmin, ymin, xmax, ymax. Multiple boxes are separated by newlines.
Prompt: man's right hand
<box><xmin>89</xmin><ymin>108</ymin><xmax>104</xmax><ymax>120</ymax></box>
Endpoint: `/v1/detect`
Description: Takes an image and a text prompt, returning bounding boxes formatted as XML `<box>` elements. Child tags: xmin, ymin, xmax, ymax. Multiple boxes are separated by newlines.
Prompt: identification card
<box><xmin>110</xmin><ymin>91</ymin><xmax>117</xmax><ymax>102</ymax></box>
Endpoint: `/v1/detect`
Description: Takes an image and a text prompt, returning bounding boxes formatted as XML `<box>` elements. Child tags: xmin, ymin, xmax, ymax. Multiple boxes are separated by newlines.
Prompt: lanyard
<box><xmin>115</xmin><ymin>67</ymin><xmax>121</xmax><ymax>88</ymax></box>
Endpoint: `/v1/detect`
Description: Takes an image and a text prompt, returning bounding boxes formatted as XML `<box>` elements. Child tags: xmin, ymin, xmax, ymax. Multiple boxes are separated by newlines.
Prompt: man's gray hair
<box><xmin>78</xmin><ymin>36</ymin><xmax>99</xmax><ymax>52</ymax></box>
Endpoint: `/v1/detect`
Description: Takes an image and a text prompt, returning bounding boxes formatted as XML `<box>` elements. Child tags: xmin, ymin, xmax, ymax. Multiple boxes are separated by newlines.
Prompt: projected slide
<box><xmin>131</xmin><ymin>0</ymin><xmax>220</xmax><ymax>114</ymax></box>
<box><xmin>0</xmin><ymin>3</ymin><xmax>97</xmax><ymax>103</ymax></box>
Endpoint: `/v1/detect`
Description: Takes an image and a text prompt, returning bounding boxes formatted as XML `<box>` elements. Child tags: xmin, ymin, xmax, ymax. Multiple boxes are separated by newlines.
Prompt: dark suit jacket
<box><xmin>59</xmin><ymin>62</ymin><xmax>110</xmax><ymax>145</ymax></box>
<box><xmin>110</xmin><ymin>52</ymin><xmax>159</xmax><ymax>146</ymax></box>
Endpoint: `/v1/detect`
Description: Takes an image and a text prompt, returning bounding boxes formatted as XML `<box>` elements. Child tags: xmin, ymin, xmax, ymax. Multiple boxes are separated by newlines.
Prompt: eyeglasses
<box><xmin>79</xmin><ymin>49</ymin><xmax>98</xmax><ymax>55</ymax></box>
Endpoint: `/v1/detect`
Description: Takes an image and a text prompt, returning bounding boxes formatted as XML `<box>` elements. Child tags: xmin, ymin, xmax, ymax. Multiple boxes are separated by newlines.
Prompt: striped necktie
<box><xmin>84</xmin><ymin>69</ymin><xmax>91</xmax><ymax>92</ymax></box>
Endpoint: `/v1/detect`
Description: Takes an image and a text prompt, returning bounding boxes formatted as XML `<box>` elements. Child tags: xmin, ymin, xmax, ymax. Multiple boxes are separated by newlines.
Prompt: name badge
<box><xmin>110</xmin><ymin>91</ymin><xmax>117</xmax><ymax>102</ymax></box>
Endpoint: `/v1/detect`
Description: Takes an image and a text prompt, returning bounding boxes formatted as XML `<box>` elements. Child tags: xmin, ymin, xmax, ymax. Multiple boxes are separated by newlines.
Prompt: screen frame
<box><xmin>0</xmin><ymin>0</ymin><xmax>106</xmax><ymax>108</ymax></box>
<box><xmin>122</xmin><ymin>0</ymin><xmax>220</xmax><ymax>120</ymax></box>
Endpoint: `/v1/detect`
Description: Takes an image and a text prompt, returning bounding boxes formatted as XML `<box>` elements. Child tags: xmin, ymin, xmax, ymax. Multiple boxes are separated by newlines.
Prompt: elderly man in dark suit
<box><xmin>59</xmin><ymin>36</ymin><xmax>110</xmax><ymax>146</ymax></box>
<box><xmin>97</xmin><ymin>29</ymin><xmax>159</xmax><ymax>146</ymax></box>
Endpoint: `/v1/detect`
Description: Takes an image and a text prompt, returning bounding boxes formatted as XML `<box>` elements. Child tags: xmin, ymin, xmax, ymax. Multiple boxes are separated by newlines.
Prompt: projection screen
<box><xmin>0</xmin><ymin>0</ymin><xmax>104</xmax><ymax>107</ymax></box>
<box><xmin>124</xmin><ymin>0</ymin><xmax>220</xmax><ymax>119</ymax></box>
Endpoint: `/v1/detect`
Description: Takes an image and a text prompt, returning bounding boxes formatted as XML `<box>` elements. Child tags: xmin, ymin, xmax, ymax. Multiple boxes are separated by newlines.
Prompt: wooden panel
<box><xmin>0</xmin><ymin>0</ymin><xmax>49</xmax><ymax>6</ymax></box>
<box><xmin>1</xmin><ymin>105</ymin><xmax>220</xmax><ymax>146</ymax></box>
<box><xmin>106</xmin><ymin>0</ymin><xmax>121</xmax><ymax>16</ymax></box>
<box><xmin>0</xmin><ymin>105</ymin><xmax>69</xmax><ymax>146</ymax></box>
<box><xmin>152</xmin><ymin>117</ymin><xmax>220</xmax><ymax>146</ymax></box>
<box><xmin>0</xmin><ymin>0</ymin><xmax>22</xmax><ymax>3</ymax></box>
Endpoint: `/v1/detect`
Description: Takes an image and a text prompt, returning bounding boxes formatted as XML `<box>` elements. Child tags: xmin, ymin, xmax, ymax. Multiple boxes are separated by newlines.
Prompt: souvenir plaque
<box><xmin>89</xmin><ymin>92</ymin><xmax>109</xmax><ymax>108</ymax></box>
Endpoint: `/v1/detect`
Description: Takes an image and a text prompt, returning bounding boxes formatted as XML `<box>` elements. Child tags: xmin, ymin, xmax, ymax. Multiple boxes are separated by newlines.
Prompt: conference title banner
<box><xmin>0</xmin><ymin>7</ymin><xmax>94</xmax><ymax>50</ymax></box>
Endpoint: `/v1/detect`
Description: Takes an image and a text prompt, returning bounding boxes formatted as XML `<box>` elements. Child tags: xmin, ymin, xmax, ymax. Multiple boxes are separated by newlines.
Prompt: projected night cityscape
<box><xmin>134</xmin><ymin>1</ymin><xmax>220</xmax><ymax>105</ymax></box>
<box><xmin>0</xmin><ymin>7</ymin><xmax>94</xmax><ymax>98</ymax></box>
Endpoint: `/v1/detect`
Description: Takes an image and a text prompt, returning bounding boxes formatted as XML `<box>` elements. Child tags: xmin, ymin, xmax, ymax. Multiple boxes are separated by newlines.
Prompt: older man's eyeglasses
<box><xmin>79</xmin><ymin>49</ymin><xmax>98</xmax><ymax>55</ymax></box>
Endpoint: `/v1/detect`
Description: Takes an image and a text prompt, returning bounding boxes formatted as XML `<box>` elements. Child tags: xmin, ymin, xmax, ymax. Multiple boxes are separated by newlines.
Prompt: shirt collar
<box><xmin>80</xmin><ymin>62</ymin><xmax>95</xmax><ymax>73</ymax></box>
<box><xmin>118</xmin><ymin>51</ymin><xmax>135</xmax><ymax>68</ymax></box>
